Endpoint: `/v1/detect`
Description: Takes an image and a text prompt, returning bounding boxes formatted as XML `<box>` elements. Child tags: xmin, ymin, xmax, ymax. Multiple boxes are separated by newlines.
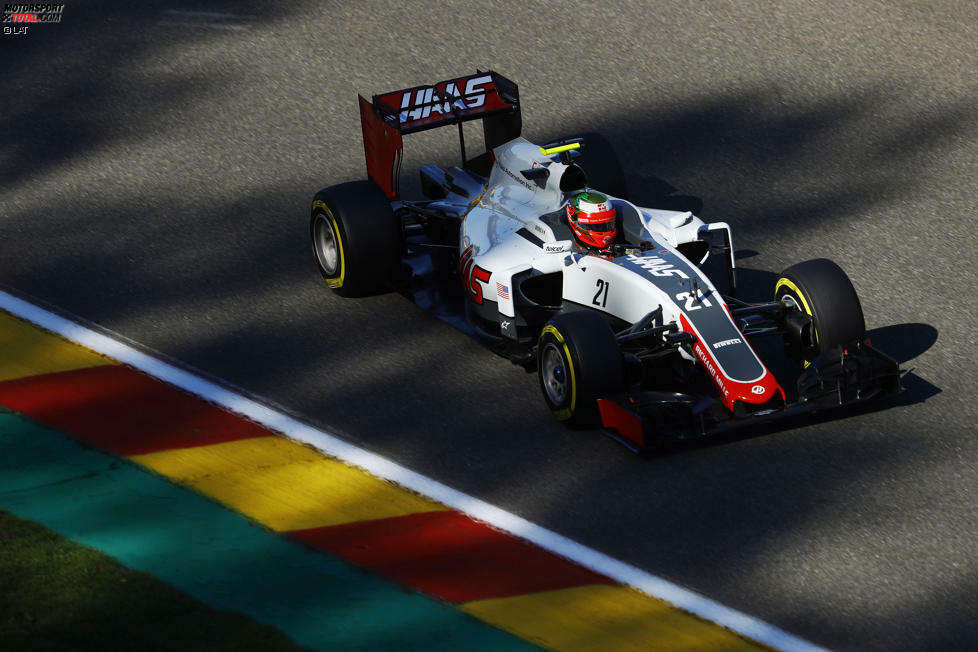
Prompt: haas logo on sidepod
<box><xmin>460</xmin><ymin>245</ymin><xmax>491</xmax><ymax>305</ymax></box>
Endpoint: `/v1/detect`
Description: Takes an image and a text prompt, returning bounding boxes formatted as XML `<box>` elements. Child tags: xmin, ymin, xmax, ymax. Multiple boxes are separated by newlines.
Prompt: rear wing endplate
<box><xmin>359</xmin><ymin>70</ymin><xmax>521</xmax><ymax>198</ymax></box>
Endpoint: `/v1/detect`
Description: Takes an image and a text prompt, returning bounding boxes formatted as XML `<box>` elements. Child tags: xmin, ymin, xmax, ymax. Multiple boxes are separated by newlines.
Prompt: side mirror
<box><xmin>520</xmin><ymin>167</ymin><xmax>550</xmax><ymax>189</ymax></box>
<box><xmin>558</xmin><ymin>163</ymin><xmax>588</xmax><ymax>193</ymax></box>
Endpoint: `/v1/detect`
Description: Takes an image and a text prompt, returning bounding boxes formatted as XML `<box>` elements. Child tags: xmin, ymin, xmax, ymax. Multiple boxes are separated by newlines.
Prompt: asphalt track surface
<box><xmin>1</xmin><ymin>1</ymin><xmax>975</xmax><ymax>649</ymax></box>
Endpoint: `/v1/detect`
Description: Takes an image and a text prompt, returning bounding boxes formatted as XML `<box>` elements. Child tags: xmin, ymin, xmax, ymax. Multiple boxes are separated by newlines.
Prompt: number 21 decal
<box><xmin>675</xmin><ymin>289</ymin><xmax>712</xmax><ymax>311</ymax></box>
<box><xmin>593</xmin><ymin>279</ymin><xmax>610</xmax><ymax>307</ymax></box>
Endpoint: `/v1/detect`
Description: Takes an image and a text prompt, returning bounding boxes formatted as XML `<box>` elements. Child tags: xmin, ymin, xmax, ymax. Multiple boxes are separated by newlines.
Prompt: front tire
<box><xmin>310</xmin><ymin>180</ymin><xmax>400</xmax><ymax>297</ymax></box>
<box><xmin>537</xmin><ymin>311</ymin><xmax>625</xmax><ymax>427</ymax></box>
<box><xmin>776</xmin><ymin>258</ymin><xmax>866</xmax><ymax>362</ymax></box>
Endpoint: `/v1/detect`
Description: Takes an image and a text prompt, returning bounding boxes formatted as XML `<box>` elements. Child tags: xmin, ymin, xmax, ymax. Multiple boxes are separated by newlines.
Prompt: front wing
<box><xmin>596</xmin><ymin>341</ymin><xmax>902</xmax><ymax>452</ymax></box>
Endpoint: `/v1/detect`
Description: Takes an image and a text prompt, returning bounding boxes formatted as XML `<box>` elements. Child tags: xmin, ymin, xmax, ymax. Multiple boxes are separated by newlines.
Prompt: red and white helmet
<box><xmin>566</xmin><ymin>190</ymin><xmax>617</xmax><ymax>248</ymax></box>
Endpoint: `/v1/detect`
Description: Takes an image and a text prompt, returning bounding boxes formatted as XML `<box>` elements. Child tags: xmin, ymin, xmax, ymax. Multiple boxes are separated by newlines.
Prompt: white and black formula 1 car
<box><xmin>309</xmin><ymin>71</ymin><xmax>901</xmax><ymax>452</ymax></box>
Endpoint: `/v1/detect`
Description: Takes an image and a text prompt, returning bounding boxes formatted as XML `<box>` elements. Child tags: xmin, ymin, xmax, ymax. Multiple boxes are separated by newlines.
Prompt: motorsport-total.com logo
<box><xmin>2</xmin><ymin>3</ymin><xmax>63</xmax><ymax>35</ymax></box>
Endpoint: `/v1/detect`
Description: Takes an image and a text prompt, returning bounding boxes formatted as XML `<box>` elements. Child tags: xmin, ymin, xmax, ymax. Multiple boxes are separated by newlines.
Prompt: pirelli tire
<box><xmin>775</xmin><ymin>258</ymin><xmax>866</xmax><ymax>363</ymax></box>
<box><xmin>310</xmin><ymin>180</ymin><xmax>400</xmax><ymax>297</ymax></box>
<box><xmin>537</xmin><ymin>311</ymin><xmax>625</xmax><ymax>428</ymax></box>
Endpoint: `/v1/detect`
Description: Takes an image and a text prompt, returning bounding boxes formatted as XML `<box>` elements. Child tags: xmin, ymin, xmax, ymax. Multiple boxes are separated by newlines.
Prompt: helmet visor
<box><xmin>570</xmin><ymin>203</ymin><xmax>617</xmax><ymax>231</ymax></box>
<box><xmin>579</xmin><ymin>220</ymin><xmax>616</xmax><ymax>233</ymax></box>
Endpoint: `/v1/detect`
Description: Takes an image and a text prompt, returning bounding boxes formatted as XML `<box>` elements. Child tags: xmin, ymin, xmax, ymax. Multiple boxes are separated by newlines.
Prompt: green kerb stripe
<box><xmin>0</xmin><ymin>412</ymin><xmax>536</xmax><ymax>651</ymax></box>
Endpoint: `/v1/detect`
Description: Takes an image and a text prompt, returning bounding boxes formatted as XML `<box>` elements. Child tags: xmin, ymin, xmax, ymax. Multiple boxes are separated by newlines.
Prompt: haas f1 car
<box><xmin>309</xmin><ymin>71</ymin><xmax>900</xmax><ymax>452</ymax></box>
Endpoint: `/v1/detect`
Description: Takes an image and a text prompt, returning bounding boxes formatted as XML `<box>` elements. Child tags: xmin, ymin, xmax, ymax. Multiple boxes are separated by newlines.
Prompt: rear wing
<box><xmin>359</xmin><ymin>71</ymin><xmax>521</xmax><ymax>199</ymax></box>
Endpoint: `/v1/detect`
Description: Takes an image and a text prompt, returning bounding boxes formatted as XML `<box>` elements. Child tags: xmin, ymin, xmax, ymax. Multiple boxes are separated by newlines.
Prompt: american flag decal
<box><xmin>496</xmin><ymin>282</ymin><xmax>510</xmax><ymax>299</ymax></box>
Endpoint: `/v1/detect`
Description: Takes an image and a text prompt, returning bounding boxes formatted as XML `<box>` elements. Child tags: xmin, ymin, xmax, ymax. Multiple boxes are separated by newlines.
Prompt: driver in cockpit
<box><xmin>565</xmin><ymin>190</ymin><xmax>618</xmax><ymax>250</ymax></box>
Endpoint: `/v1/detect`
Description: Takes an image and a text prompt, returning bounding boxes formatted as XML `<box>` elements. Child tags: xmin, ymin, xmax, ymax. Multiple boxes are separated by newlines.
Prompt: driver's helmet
<box><xmin>566</xmin><ymin>190</ymin><xmax>617</xmax><ymax>248</ymax></box>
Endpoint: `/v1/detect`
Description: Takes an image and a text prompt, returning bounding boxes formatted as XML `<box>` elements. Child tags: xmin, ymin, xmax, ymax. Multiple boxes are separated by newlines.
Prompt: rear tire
<box><xmin>776</xmin><ymin>258</ymin><xmax>866</xmax><ymax>362</ymax></box>
<box><xmin>537</xmin><ymin>311</ymin><xmax>625</xmax><ymax>428</ymax></box>
<box><xmin>310</xmin><ymin>180</ymin><xmax>400</xmax><ymax>297</ymax></box>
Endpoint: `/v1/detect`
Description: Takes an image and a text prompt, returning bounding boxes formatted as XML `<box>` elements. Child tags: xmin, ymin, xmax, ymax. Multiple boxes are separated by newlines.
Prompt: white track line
<box><xmin>0</xmin><ymin>289</ymin><xmax>824</xmax><ymax>652</ymax></box>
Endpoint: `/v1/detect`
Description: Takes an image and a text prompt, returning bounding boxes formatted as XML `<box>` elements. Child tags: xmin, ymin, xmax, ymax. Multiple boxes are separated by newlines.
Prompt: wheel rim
<box><xmin>779</xmin><ymin>294</ymin><xmax>800</xmax><ymax>311</ymax></box>
<box><xmin>541</xmin><ymin>342</ymin><xmax>569</xmax><ymax>406</ymax></box>
<box><xmin>313</xmin><ymin>214</ymin><xmax>339</xmax><ymax>276</ymax></box>
<box><xmin>779</xmin><ymin>291</ymin><xmax>817</xmax><ymax>359</ymax></box>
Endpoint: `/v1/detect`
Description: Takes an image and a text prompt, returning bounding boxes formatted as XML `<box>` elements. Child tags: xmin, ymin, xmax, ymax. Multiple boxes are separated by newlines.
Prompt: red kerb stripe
<box><xmin>0</xmin><ymin>365</ymin><xmax>271</xmax><ymax>455</ymax></box>
<box><xmin>292</xmin><ymin>510</ymin><xmax>614</xmax><ymax>603</ymax></box>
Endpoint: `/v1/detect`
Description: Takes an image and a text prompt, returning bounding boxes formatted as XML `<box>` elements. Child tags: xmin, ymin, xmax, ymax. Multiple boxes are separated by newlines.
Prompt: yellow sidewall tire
<box><xmin>537</xmin><ymin>311</ymin><xmax>624</xmax><ymax>429</ymax></box>
<box><xmin>311</xmin><ymin>201</ymin><xmax>346</xmax><ymax>289</ymax></box>
<box><xmin>776</xmin><ymin>258</ymin><xmax>866</xmax><ymax>364</ymax></box>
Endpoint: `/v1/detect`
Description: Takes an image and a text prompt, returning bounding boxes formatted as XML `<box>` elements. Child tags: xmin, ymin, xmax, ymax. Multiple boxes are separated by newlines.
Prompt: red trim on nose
<box><xmin>679</xmin><ymin>314</ymin><xmax>785</xmax><ymax>412</ymax></box>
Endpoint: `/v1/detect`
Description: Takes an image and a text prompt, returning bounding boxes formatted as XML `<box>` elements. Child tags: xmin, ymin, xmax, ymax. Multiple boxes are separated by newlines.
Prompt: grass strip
<box><xmin>0</xmin><ymin>509</ymin><xmax>307</xmax><ymax>651</ymax></box>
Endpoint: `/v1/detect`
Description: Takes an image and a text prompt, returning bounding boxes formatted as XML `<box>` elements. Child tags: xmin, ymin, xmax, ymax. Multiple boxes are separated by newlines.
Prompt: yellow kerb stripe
<box><xmin>130</xmin><ymin>437</ymin><xmax>446</xmax><ymax>531</ymax></box>
<box><xmin>0</xmin><ymin>312</ymin><xmax>116</xmax><ymax>382</ymax></box>
<box><xmin>461</xmin><ymin>584</ymin><xmax>768</xmax><ymax>652</ymax></box>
